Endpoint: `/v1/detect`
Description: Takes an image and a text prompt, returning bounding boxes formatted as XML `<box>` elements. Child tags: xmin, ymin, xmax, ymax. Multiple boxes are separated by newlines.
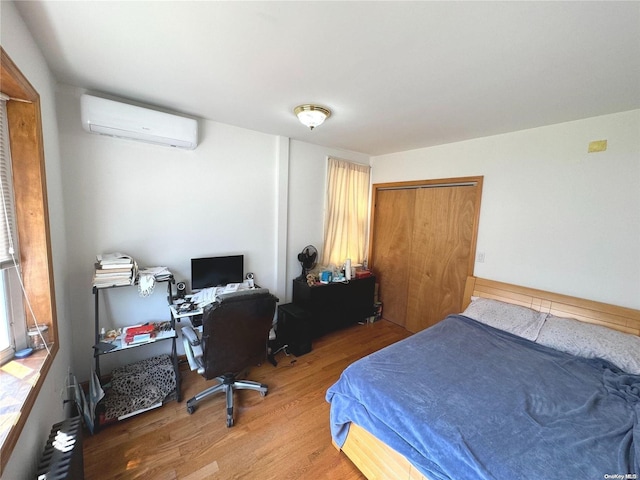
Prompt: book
<box><xmin>93</xmin><ymin>278</ymin><xmax>132</xmax><ymax>288</ymax></box>
<box><xmin>93</xmin><ymin>272</ymin><xmax>130</xmax><ymax>279</ymax></box>
<box><xmin>93</xmin><ymin>253</ymin><xmax>137</xmax><ymax>288</ymax></box>
<box><xmin>223</xmin><ymin>283</ymin><xmax>240</xmax><ymax>293</ymax></box>
<box><xmin>97</xmin><ymin>252</ymin><xmax>133</xmax><ymax>266</ymax></box>
<box><xmin>95</xmin><ymin>265</ymin><xmax>134</xmax><ymax>273</ymax></box>
<box><xmin>122</xmin><ymin>324</ymin><xmax>156</xmax><ymax>346</ymax></box>
<box><xmin>92</xmin><ymin>269</ymin><xmax>133</xmax><ymax>287</ymax></box>
<box><xmin>93</xmin><ymin>275</ymin><xmax>131</xmax><ymax>283</ymax></box>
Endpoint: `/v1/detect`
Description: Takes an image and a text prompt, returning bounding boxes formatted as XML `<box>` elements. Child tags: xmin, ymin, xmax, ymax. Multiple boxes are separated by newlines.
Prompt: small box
<box><xmin>355</xmin><ymin>269</ymin><xmax>372</xmax><ymax>279</ymax></box>
<box><xmin>277</xmin><ymin>303</ymin><xmax>313</xmax><ymax>356</ymax></box>
<box><xmin>319</xmin><ymin>271</ymin><xmax>332</xmax><ymax>284</ymax></box>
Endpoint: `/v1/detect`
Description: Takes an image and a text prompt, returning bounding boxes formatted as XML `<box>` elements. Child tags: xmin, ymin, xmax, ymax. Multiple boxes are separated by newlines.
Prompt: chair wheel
<box><xmin>260</xmin><ymin>390</ymin><xmax>267</xmax><ymax>397</ymax></box>
<box><xmin>227</xmin><ymin>416</ymin><xmax>234</xmax><ymax>427</ymax></box>
<box><xmin>187</xmin><ymin>403</ymin><xmax>196</xmax><ymax>415</ymax></box>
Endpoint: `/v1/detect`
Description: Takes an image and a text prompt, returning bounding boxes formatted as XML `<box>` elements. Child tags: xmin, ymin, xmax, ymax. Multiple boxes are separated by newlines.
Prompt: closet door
<box><xmin>370</xmin><ymin>188</ymin><xmax>415</xmax><ymax>327</ymax></box>
<box><xmin>405</xmin><ymin>185</ymin><xmax>478</xmax><ymax>332</ymax></box>
<box><xmin>369</xmin><ymin>177</ymin><xmax>482</xmax><ymax>332</ymax></box>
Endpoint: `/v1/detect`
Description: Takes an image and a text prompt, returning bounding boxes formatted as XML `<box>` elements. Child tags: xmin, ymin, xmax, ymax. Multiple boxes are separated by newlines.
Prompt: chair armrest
<box><xmin>181</xmin><ymin>326</ymin><xmax>204</xmax><ymax>373</ymax></box>
<box><xmin>182</xmin><ymin>325</ymin><xmax>201</xmax><ymax>346</ymax></box>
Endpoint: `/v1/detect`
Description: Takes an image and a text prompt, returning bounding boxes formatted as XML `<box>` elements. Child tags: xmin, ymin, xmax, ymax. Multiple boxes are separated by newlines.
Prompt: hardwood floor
<box><xmin>83</xmin><ymin>319</ymin><xmax>411</xmax><ymax>479</ymax></box>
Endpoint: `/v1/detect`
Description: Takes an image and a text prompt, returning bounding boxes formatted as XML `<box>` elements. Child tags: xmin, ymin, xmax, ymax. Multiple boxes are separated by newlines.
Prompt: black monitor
<box><xmin>191</xmin><ymin>255</ymin><xmax>244</xmax><ymax>290</ymax></box>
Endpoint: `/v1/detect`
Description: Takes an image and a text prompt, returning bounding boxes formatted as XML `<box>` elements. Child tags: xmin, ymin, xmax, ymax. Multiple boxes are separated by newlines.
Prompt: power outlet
<box><xmin>476</xmin><ymin>251</ymin><xmax>486</xmax><ymax>263</ymax></box>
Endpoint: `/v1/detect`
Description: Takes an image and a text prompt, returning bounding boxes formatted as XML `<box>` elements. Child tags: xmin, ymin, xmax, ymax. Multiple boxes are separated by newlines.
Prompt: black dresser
<box><xmin>276</xmin><ymin>275</ymin><xmax>376</xmax><ymax>356</ymax></box>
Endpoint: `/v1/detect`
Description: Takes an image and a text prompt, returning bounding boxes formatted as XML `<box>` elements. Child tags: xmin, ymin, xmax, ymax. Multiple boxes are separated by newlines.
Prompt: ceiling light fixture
<box><xmin>294</xmin><ymin>104</ymin><xmax>331</xmax><ymax>130</ymax></box>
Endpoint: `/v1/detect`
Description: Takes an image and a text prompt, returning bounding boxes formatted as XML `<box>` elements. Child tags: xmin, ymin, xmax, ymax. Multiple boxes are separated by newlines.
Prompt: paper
<box><xmin>89</xmin><ymin>369</ymin><xmax>104</xmax><ymax>431</ymax></box>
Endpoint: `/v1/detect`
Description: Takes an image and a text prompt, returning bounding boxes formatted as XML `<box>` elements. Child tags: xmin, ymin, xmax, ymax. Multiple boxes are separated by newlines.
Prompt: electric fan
<box><xmin>297</xmin><ymin>245</ymin><xmax>318</xmax><ymax>280</ymax></box>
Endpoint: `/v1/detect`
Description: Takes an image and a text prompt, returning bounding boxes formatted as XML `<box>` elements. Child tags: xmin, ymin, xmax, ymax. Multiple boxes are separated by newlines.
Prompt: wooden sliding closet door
<box><xmin>370</xmin><ymin>189</ymin><xmax>415</xmax><ymax>326</ymax></box>
<box><xmin>405</xmin><ymin>185</ymin><xmax>478</xmax><ymax>332</ymax></box>
<box><xmin>370</xmin><ymin>177</ymin><xmax>482</xmax><ymax>333</ymax></box>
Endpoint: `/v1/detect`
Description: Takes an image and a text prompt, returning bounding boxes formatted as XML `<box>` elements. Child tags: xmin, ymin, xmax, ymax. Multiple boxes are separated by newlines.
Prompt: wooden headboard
<box><xmin>463</xmin><ymin>276</ymin><xmax>640</xmax><ymax>336</ymax></box>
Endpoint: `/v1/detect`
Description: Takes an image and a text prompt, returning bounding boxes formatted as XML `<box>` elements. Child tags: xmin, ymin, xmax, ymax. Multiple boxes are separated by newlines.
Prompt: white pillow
<box><xmin>461</xmin><ymin>297</ymin><xmax>547</xmax><ymax>341</ymax></box>
<box><xmin>536</xmin><ymin>315</ymin><xmax>640</xmax><ymax>375</ymax></box>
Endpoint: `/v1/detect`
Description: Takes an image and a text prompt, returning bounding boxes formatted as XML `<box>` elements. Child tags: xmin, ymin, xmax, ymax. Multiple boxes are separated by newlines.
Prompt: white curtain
<box><xmin>321</xmin><ymin>158</ymin><xmax>371</xmax><ymax>267</ymax></box>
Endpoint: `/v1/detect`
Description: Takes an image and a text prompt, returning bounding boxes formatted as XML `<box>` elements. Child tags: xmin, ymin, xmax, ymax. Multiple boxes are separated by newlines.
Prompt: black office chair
<box><xmin>181</xmin><ymin>288</ymin><xmax>277</xmax><ymax>427</ymax></box>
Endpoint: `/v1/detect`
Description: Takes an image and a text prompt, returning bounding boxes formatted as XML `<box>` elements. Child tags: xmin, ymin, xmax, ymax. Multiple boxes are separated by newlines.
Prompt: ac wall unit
<box><xmin>80</xmin><ymin>94</ymin><xmax>198</xmax><ymax>149</ymax></box>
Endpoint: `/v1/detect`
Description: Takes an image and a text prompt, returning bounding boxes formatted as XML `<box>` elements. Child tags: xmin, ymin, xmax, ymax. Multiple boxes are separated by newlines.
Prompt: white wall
<box><xmin>1</xmin><ymin>2</ymin><xmax>73</xmax><ymax>478</ymax></box>
<box><xmin>372</xmin><ymin>110</ymin><xmax>640</xmax><ymax>310</ymax></box>
<box><xmin>56</xmin><ymin>85</ymin><xmax>282</xmax><ymax>379</ymax></box>
<box><xmin>54</xmin><ymin>85</ymin><xmax>372</xmax><ymax>381</ymax></box>
<box><xmin>0</xmin><ymin>51</ymin><xmax>368</xmax><ymax>471</ymax></box>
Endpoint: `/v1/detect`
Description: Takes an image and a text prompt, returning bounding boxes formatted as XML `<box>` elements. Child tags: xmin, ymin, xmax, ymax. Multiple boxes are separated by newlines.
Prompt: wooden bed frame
<box><xmin>332</xmin><ymin>276</ymin><xmax>640</xmax><ymax>480</ymax></box>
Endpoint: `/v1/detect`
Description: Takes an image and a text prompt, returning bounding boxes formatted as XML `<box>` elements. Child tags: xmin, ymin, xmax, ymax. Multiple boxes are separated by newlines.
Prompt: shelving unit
<box><xmin>92</xmin><ymin>276</ymin><xmax>181</xmax><ymax>427</ymax></box>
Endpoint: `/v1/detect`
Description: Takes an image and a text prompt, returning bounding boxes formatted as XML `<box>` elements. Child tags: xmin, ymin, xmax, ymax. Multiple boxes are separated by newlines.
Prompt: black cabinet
<box><xmin>276</xmin><ymin>303</ymin><xmax>313</xmax><ymax>356</ymax></box>
<box><xmin>292</xmin><ymin>275</ymin><xmax>376</xmax><ymax>338</ymax></box>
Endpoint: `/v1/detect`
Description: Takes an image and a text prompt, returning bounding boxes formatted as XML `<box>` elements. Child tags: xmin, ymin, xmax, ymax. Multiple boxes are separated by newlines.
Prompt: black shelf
<box><xmin>92</xmin><ymin>275</ymin><xmax>181</xmax><ymax>429</ymax></box>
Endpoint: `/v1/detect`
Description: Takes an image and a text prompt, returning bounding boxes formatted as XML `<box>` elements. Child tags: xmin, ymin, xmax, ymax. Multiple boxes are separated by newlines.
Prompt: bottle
<box><xmin>345</xmin><ymin>259</ymin><xmax>352</xmax><ymax>280</ymax></box>
<box><xmin>27</xmin><ymin>325</ymin><xmax>49</xmax><ymax>350</ymax></box>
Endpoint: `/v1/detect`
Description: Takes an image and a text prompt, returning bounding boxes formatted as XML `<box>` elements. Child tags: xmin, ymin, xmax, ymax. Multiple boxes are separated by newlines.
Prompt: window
<box><xmin>321</xmin><ymin>157</ymin><xmax>371</xmax><ymax>267</ymax></box>
<box><xmin>0</xmin><ymin>268</ymin><xmax>27</xmax><ymax>365</ymax></box>
<box><xmin>0</xmin><ymin>274</ymin><xmax>13</xmax><ymax>363</ymax></box>
<box><xmin>0</xmin><ymin>47</ymin><xmax>59</xmax><ymax>474</ymax></box>
<box><xmin>0</xmin><ymin>96</ymin><xmax>27</xmax><ymax>365</ymax></box>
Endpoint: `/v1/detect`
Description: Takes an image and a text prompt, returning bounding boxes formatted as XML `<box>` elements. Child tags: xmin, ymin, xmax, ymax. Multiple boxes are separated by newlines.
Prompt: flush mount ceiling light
<box><xmin>294</xmin><ymin>104</ymin><xmax>331</xmax><ymax>130</ymax></box>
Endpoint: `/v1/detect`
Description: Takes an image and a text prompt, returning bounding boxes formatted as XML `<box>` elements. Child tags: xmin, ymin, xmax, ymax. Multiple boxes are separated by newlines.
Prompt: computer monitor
<box><xmin>191</xmin><ymin>255</ymin><xmax>244</xmax><ymax>290</ymax></box>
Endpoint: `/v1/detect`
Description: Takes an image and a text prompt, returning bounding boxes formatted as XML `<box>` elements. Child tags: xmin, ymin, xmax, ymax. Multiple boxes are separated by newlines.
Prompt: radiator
<box><xmin>36</xmin><ymin>416</ymin><xmax>84</xmax><ymax>480</ymax></box>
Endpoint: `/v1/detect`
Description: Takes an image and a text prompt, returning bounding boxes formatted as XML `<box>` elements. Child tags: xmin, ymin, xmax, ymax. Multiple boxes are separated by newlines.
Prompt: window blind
<box><xmin>0</xmin><ymin>98</ymin><xmax>18</xmax><ymax>268</ymax></box>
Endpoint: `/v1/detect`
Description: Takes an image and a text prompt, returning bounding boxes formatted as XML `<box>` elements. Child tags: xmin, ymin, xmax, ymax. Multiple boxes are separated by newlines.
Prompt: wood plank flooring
<box><xmin>83</xmin><ymin>319</ymin><xmax>412</xmax><ymax>479</ymax></box>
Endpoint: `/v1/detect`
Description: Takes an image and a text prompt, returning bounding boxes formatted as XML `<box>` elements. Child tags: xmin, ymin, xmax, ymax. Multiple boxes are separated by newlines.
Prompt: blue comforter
<box><xmin>326</xmin><ymin>315</ymin><xmax>639</xmax><ymax>480</ymax></box>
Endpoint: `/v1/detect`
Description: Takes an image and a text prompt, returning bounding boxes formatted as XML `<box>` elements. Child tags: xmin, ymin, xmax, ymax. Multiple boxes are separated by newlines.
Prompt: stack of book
<box><xmin>93</xmin><ymin>253</ymin><xmax>136</xmax><ymax>288</ymax></box>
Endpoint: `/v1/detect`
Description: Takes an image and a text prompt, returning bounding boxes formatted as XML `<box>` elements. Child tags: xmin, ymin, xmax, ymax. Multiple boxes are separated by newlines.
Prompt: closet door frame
<box><xmin>368</xmin><ymin>176</ymin><xmax>483</xmax><ymax>313</ymax></box>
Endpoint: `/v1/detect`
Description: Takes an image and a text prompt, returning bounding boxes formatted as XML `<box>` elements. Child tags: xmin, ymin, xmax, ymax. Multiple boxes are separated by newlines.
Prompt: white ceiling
<box><xmin>13</xmin><ymin>1</ymin><xmax>640</xmax><ymax>156</ymax></box>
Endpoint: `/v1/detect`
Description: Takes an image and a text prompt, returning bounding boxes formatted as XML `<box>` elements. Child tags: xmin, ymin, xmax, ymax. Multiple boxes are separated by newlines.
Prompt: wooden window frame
<box><xmin>0</xmin><ymin>47</ymin><xmax>59</xmax><ymax>473</ymax></box>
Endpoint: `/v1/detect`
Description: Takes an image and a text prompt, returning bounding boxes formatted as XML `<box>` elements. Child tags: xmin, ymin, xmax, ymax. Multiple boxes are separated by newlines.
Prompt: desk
<box><xmin>169</xmin><ymin>284</ymin><xmax>264</xmax><ymax>324</ymax></box>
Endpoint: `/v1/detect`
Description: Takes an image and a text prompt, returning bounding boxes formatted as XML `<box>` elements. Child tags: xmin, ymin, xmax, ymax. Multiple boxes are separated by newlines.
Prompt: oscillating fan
<box><xmin>297</xmin><ymin>245</ymin><xmax>318</xmax><ymax>280</ymax></box>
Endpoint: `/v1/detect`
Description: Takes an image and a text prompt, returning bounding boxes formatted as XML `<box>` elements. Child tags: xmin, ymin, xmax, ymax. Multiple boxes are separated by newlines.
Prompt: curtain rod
<box><xmin>0</xmin><ymin>92</ymin><xmax>32</xmax><ymax>103</ymax></box>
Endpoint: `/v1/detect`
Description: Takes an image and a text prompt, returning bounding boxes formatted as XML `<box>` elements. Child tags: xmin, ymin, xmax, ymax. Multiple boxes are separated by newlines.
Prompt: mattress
<box><xmin>326</xmin><ymin>315</ymin><xmax>639</xmax><ymax>480</ymax></box>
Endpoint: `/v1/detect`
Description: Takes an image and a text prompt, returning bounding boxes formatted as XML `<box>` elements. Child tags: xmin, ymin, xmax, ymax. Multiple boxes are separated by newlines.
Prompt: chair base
<box><xmin>186</xmin><ymin>373</ymin><xmax>268</xmax><ymax>427</ymax></box>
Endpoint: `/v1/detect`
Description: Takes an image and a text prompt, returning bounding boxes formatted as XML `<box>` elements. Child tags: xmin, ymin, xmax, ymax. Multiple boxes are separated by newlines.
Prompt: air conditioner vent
<box><xmin>81</xmin><ymin>94</ymin><xmax>198</xmax><ymax>150</ymax></box>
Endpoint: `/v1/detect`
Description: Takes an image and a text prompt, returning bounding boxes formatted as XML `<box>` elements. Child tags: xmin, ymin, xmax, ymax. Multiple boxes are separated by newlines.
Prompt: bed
<box><xmin>326</xmin><ymin>276</ymin><xmax>640</xmax><ymax>480</ymax></box>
